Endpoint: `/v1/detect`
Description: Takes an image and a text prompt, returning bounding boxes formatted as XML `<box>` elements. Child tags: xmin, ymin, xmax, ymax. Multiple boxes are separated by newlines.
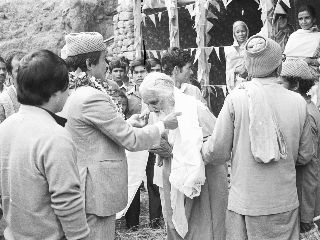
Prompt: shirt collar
<box><xmin>41</xmin><ymin>108</ymin><xmax>67</xmax><ymax>127</ymax></box>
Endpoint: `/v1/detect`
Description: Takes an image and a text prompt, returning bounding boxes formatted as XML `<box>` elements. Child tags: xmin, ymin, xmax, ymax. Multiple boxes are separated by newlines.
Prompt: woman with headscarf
<box><xmin>224</xmin><ymin>21</ymin><xmax>249</xmax><ymax>91</ymax></box>
<box><xmin>282</xmin><ymin>5</ymin><xmax>320</xmax><ymax>81</ymax></box>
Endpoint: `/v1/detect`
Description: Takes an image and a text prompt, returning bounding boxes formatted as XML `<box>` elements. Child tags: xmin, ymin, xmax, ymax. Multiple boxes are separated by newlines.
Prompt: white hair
<box><xmin>139</xmin><ymin>72</ymin><xmax>175</xmax><ymax>98</ymax></box>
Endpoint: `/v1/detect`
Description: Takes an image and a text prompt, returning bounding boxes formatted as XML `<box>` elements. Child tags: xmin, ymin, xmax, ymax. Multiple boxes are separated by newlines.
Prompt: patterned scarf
<box><xmin>69</xmin><ymin>70</ymin><xmax>124</xmax><ymax>117</ymax></box>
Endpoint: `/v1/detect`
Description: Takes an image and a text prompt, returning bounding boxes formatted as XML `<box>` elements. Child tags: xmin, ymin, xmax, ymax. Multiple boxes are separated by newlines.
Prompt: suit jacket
<box><xmin>62</xmin><ymin>86</ymin><xmax>161</xmax><ymax>216</ymax></box>
<box><xmin>0</xmin><ymin>105</ymin><xmax>89</xmax><ymax>239</ymax></box>
<box><xmin>0</xmin><ymin>85</ymin><xmax>20</xmax><ymax>123</ymax></box>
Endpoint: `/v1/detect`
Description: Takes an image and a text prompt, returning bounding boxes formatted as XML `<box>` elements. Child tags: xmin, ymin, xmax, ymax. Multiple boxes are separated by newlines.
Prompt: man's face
<box><xmin>0</xmin><ymin>61</ymin><xmax>7</xmax><ymax>85</ymax></box>
<box><xmin>142</xmin><ymin>91</ymin><xmax>174</xmax><ymax>116</ymax></box>
<box><xmin>111</xmin><ymin>67</ymin><xmax>125</xmax><ymax>84</ymax></box>
<box><xmin>11</xmin><ymin>57</ymin><xmax>20</xmax><ymax>88</ymax></box>
<box><xmin>175</xmin><ymin>62</ymin><xmax>193</xmax><ymax>84</ymax></box>
<box><xmin>91</xmin><ymin>51</ymin><xmax>107</xmax><ymax>80</ymax></box>
<box><xmin>151</xmin><ymin>64</ymin><xmax>161</xmax><ymax>73</ymax></box>
<box><xmin>133</xmin><ymin>65</ymin><xmax>148</xmax><ymax>87</ymax></box>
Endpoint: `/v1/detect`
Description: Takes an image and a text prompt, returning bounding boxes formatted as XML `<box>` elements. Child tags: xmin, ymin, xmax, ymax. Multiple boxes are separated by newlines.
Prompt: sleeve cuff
<box><xmin>155</xmin><ymin>121</ymin><xmax>165</xmax><ymax>135</ymax></box>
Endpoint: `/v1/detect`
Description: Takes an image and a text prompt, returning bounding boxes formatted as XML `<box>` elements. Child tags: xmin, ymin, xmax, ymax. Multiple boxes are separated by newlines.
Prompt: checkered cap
<box><xmin>244</xmin><ymin>35</ymin><xmax>282</xmax><ymax>78</ymax></box>
<box><xmin>281</xmin><ymin>58</ymin><xmax>320</xmax><ymax>80</ymax></box>
<box><xmin>65</xmin><ymin>32</ymin><xmax>106</xmax><ymax>57</ymax></box>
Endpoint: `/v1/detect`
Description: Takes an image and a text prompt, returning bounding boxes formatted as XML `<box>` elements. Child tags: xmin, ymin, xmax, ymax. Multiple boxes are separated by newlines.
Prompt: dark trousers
<box><xmin>125</xmin><ymin>153</ymin><xmax>162</xmax><ymax>228</ymax></box>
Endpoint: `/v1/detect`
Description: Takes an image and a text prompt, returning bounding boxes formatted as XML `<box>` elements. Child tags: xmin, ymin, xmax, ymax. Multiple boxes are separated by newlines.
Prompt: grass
<box><xmin>115</xmin><ymin>188</ymin><xmax>166</xmax><ymax>240</ymax></box>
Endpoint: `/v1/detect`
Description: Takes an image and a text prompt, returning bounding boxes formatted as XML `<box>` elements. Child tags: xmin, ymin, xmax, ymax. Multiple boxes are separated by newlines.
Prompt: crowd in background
<box><xmin>0</xmin><ymin>3</ymin><xmax>319</xmax><ymax>240</ymax></box>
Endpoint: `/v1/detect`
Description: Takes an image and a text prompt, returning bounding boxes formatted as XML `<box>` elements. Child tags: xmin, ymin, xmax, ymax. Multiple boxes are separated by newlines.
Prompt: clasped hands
<box><xmin>127</xmin><ymin>110</ymin><xmax>182</xmax><ymax>130</ymax></box>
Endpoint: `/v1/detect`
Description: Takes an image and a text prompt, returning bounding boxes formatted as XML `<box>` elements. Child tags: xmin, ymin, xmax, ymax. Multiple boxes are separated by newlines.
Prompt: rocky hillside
<box><xmin>0</xmin><ymin>0</ymin><xmax>117</xmax><ymax>57</ymax></box>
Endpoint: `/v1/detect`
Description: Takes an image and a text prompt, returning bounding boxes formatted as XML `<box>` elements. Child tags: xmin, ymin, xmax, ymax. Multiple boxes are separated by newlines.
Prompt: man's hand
<box><xmin>162</xmin><ymin>112</ymin><xmax>182</xmax><ymax>130</ymax></box>
<box><xmin>149</xmin><ymin>136</ymin><xmax>172</xmax><ymax>158</ymax></box>
<box><xmin>127</xmin><ymin>113</ymin><xmax>149</xmax><ymax>128</ymax></box>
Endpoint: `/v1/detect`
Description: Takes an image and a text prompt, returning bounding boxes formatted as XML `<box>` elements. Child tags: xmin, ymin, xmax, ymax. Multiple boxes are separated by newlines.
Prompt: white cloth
<box><xmin>284</xmin><ymin>29</ymin><xmax>320</xmax><ymax>58</ymax></box>
<box><xmin>168</xmin><ymin>88</ymin><xmax>205</xmax><ymax>238</ymax></box>
<box><xmin>240</xmin><ymin>78</ymin><xmax>287</xmax><ymax>163</ymax></box>
<box><xmin>116</xmin><ymin>150</ymin><xmax>149</xmax><ymax>219</ymax></box>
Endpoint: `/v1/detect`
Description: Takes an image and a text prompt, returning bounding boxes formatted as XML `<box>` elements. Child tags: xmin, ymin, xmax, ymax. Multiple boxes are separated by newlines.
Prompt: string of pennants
<box><xmin>142</xmin><ymin>0</ymin><xmax>291</xmax><ymax>28</ymax></box>
<box><xmin>123</xmin><ymin>47</ymin><xmax>228</xmax><ymax>97</ymax></box>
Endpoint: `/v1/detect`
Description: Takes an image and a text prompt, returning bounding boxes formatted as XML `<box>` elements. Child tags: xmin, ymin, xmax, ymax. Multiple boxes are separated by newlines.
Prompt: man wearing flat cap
<box><xmin>61</xmin><ymin>32</ymin><xmax>180</xmax><ymax>239</ymax></box>
<box><xmin>201</xmin><ymin>35</ymin><xmax>314</xmax><ymax>239</ymax></box>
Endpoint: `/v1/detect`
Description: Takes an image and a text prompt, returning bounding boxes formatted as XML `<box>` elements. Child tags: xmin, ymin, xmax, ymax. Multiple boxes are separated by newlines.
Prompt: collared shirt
<box><xmin>41</xmin><ymin>107</ymin><xmax>67</xmax><ymax>127</ymax></box>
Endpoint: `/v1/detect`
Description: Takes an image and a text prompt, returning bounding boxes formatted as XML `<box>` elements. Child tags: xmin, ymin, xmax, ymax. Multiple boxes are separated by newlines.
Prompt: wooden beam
<box><xmin>195</xmin><ymin>0</ymin><xmax>209</xmax><ymax>86</ymax></box>
<box><xmin>166</xmin><ymin>0</ymin><xmax>180</xmax><ymax>48</ymax></box>
<box><xmin>133</xmin><ymin>0</ymin><xmax>142</xmax><ymax>59</ymax></box>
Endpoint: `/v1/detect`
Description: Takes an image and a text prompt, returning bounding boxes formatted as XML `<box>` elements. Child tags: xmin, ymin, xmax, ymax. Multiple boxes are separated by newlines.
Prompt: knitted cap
<box><xmin>65</xmin><ymin>32</ymin><xmax>106</xmax><ymax>57</ymax></box>
<box><xmin>244</xmin><ymin>35</ymin><xmax>282</xmax><ymax>78</ymax></box>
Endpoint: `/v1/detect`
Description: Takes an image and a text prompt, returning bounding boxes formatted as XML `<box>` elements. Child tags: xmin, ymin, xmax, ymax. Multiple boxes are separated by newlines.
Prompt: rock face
<box><xmin>0</xmin><ymin>0</ymin><xmax>117</xmax><ymax>57</ymax></box>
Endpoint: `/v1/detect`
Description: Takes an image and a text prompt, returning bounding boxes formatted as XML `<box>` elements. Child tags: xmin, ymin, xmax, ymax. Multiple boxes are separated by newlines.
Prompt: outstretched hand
<box><xmin>127</xmin><ymin>113</ymin><xmax>149</xmax><ymax>128</ymax></box>
<box><xmin>162</xmin><ymin>112</ymin><xmax>182</xmax><ymax>130</ymax></box>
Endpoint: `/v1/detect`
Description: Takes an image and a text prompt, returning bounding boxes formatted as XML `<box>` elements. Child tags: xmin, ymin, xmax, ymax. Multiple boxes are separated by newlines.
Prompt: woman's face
<box><xmin>234</xmin><ymin>25</ymin><xmax>247</xmax><ymax>44</ymax></box>
<box><xmin>298</xmin><ymin>10</ymin><xmax>315</xmax><ymax>30</ymax></box>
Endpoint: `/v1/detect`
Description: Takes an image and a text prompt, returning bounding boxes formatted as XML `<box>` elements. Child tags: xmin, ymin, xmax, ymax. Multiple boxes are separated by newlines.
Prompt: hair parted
<box><xmin>146</xmin><ymin>58</ymin><xmax>161</xmax><ymax>68</ymax></box>
<box><xmin>17</xmin><ymin>50</ymin><xmax>69</xmax><ymax>106</ymax></box>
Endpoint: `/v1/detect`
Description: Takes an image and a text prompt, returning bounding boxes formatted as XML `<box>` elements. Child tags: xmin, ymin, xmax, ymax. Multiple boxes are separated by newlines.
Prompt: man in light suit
<box><xmin>62</xmin><ymin>32</ymin><xmax>180</xmax><ymax>239</ymax></box>
<box><xmin>0</xmin><ymin>50</ymin><xmax>90</xmax><ymax>239</ymax></box>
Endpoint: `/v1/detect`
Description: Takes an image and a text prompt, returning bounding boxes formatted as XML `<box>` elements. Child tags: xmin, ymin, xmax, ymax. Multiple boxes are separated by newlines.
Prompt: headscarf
<box><xmin>232</xmin><ymin>21</ymin><xmax>249</xmax><ymax>47</ymax></box>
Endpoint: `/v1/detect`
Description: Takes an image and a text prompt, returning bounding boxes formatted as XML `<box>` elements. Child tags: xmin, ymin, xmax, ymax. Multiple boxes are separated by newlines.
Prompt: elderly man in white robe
<box><xmin>140</xmin><ymin>72</ymin><xmax>228</xmax><ymax>240</ymax></box>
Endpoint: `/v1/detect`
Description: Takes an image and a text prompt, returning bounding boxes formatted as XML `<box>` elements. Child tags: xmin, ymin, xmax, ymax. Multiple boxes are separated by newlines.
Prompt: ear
<box><xmin>293</xmin><ymin>81</ymin><xmax>299</xmax><ymax>92</ymax></box>
<box><xmin>86</xmin><ymin>59</ymin><xmax>92</xmax><ymax>71</ymax></box>
<box><xmin>172</xmin><ymin>66</ymin><xmax>180</xmax><ymax>76</ymax></box>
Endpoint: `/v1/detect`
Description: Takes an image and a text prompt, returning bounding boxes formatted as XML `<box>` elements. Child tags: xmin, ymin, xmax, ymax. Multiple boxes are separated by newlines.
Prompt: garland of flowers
<box><xmin>69</xmin><ymin>70</ymin><xmax>124</xmax><ymax>118</ymax></box>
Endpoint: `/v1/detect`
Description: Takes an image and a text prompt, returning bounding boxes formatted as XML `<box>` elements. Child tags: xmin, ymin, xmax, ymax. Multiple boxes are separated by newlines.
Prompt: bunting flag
<box><xmin>213</xmin><ymin>47</ymin><xmax>220</xmax><ymax>60</ymax></box>
<box><xmin>141</xmin><ymin>13</ymin><xmax>147</xmax><ymax>26</ymax></box>
<box><xmin>282</xmin><ymin>0</ymin><xmax>290</xmax><ymax>8</ymax></box>
<box><xmin>185</xmin><ymin>3</ymin><xmax>195</xmax><ymax>17</ymax></box>
<box><xmin>158</xmin><ymin>12</ymin><xmax>162</xmax><ymax>22</ymax></box>
<box><xmin>149</xmin><ymin>14</ymin><xmax>156</xmax><ymax>27</ymax></box>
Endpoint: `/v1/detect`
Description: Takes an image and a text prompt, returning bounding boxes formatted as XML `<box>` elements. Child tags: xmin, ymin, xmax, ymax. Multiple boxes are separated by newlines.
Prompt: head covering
<box><xmin>139</xmin><ymin>72</ymin><xmax>175</xmax><ymax>98</ymax></box>
<box><xmin>65</xmin><ymin>32</ymin><xmax>106</xmax><ymax>57</ymax></box>
<box><xmin>244</xmin><ymin>35</ymin><xmax>282</xmax><ymax>78</ymax></box>
<box><xmin>232</xmin><ymin>21</ymin><xmax>249</xmax><ymax>46</ymax></box>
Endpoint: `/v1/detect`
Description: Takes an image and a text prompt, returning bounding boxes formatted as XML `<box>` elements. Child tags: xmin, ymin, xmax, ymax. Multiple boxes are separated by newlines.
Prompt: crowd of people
<box><xmin>0</xmin><ymin>3</ymin><xmax>319</xmax><ymax>240</ymax></box>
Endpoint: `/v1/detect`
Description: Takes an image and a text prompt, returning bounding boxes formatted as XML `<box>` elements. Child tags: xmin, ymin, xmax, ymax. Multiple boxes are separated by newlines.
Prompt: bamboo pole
<box><xmin>166</xmin><ymin>0</ymin><xmax>180</xmax><ymax>48</ymax></box>
<box><xmin>196</xmin><ymin>0</ymin><xmax>208</xmax><ymax>86</ymax></box>
<box><xmin>133</xmin><ymin>0</ymin><xmax>142</xmax><ymax>59</ymax></box>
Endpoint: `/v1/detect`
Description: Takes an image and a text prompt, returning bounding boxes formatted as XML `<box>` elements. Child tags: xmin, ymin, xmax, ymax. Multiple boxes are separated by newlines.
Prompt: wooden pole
<box><xmin>133</xmin><ymin>0</ymin><xmax>142</xmax><ymax>59</ymax></box>
<box><xmin>196</xmin><ymin>0</ymin><xmax>208</xmax><ymax>86</ymax></box>
<box><xmin>166</xmin><ymin>0</ymin><xmax>180</xmax><ymax>48</ymax></box>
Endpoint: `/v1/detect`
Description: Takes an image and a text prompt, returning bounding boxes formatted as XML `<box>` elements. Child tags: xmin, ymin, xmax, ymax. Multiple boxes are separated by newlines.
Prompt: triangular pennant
<box><xmin>222</xmin><ymin>0</ymin><xmax>228</xmax><ymax>8</ymax></box>
<box><xmin>158</xmin><ymin>12</ymin><xmax>162</xmax><ymax>22</ymax></box>
<box><xmin>214</xmin><ymin>47</ymin><xmax>220</xmax><ymax>60</ymax></box>
<box><xmin>151</xmin><ymin>50</ymin><xmax>158</xmax><ymax>59</ymax></box>
<box><xmin>185</xmin><ymin>3</ymin><xmax>195</xmax><ymax>18</ymax></box>
<box><xmin>281</xmin><ymin>0</ymin><xmax>290</xmax><ymax>8</ymax></box>
<box><xmin>206</xmin><ymin>21</ymin><xmax>213</xmax><ymax>33</ymax></box>
<box><xmin>205</xmin><ymin>46</ymin><xmax>214</xmax><ymax>59</ymax></box>
<box><xmin>141</xmin><ymin>13</ymin><xmax>146</xmax><ymax>26</ymax></box>
<box><xmin>149</xmin><ymin>14</ymin><xmax>156</xmax><ymax>27</ymax></box>
<box><xmin>208</xmin><ymin>0</ymin><xmax>220</xmax><ymax>11</ymax></box>
<box><xmin>194</xmin><ymin>48</ymin><xmax>201</xmax><ymax>64</ymax></box>
<box><xmin>221</xmin><ymin>85</ymin><xmax>227</xmax><ymax>97</ymax></box>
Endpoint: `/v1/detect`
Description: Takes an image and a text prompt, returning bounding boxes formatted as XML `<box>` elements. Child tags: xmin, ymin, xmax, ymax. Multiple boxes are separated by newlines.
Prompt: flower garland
<box><xmin>69</xmin><ymin>70</ymin><xmax>124</xmax><ymax>118</ymax></box>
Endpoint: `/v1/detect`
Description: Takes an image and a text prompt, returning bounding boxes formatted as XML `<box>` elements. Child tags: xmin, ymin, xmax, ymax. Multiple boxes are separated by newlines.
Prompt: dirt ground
<box><xmin>115</xmin><ymin>188</ymin><xmax>166</xmax><ymax>240</ymax></box>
